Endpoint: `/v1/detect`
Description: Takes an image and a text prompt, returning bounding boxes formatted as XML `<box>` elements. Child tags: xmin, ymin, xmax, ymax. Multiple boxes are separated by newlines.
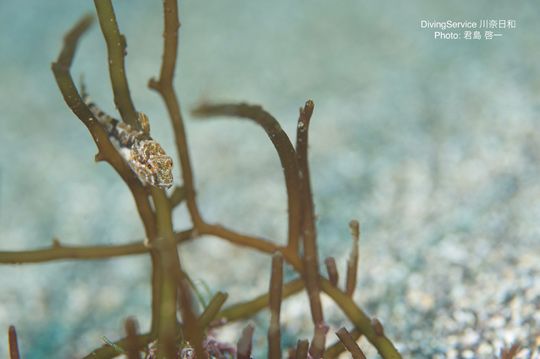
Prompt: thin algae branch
<box><xmin>93</xmin><ymin>0</ymin><xmax>139</xmax><ymax>128</ymax></box>
<box><xmin>296</xmin><ymin>340</ymin><xmax>310</xmax><ymax>359</ymax></box>
<box><xmin>268</xmin><ymin>253</ymin><xmax>284</xmax><ymax>359</ymax></box>
<box><xmin>218</xmin><ymin>278</ymin><xmax>304</xmax><ymax>322</ymax></box>
<box><xmin>296</xmin><ymin>101</ymin><xmax>325</xmax><ymax>340</ymax></box>
<box><xmin>197</xmin><ymin>292</ymin><xmax>228</xmax><ymax>329</ymax></box>
<box><xmin>346</xmin><ymin>220</ymin><xmax>361</xmax><ymax>296</ymax></box>
<box><xmin>178</xmin><ymin>279</ymin><xmax>206</xmax><ymax>359</ymax></box>
<box><xmin>124</xmin><ymin>318</ymin><xmax>142</xmax><ymax>359</ymax></box>
<box><xmin>335</xmin><ymin>328</ymin><xmax>367</xmax><ymax>359</ymax></box>
<box><xmin>148</xmin><ymin>0</ymin><xmax>204</xmax><ymax>230</ymax></box>
<box><xmin>8</xmin><ymin>326</ymin><xmax>20</xmax><ymax>359</ymax></box>
<box><xmin>324</xmin><ymin>327</ymin><xmax>362</xmax><ymax>359</ymax></box>
<box><xmin>237</xmin><ymin>324</ymin><xmax>255</xmax><ymax>359</ymax></box>
<box><xmin>324</xmin><ymin>257</ymin><xmax>339</xmax><ymax>287</ymax></box>
<box><xmin>0</xmin><ymin>229</ymin><xmax>192</xmax><ymax>264</ymax></box>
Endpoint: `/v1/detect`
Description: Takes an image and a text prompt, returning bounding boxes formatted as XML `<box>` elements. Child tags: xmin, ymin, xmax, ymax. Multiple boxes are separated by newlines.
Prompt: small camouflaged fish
<box><xmin>81</xmin><ymin>84</ymin><xmax>173</xmax><ymax>189</ymax></box>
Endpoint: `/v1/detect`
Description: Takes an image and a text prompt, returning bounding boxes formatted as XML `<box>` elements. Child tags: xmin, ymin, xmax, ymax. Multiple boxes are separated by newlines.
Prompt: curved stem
<box><xmin>93</xmin><ymin>0</ymin><xmax>139</xmax><ymax>128</ymax></box>
<box><xmin>192</xmin><ymin>103</ymin><xmax>302</xmax><ymax>251</ymax></box>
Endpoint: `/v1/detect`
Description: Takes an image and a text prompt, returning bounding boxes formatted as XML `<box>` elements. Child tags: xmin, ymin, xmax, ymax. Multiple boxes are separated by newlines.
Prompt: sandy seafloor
<box><xmin>0</xmin><ymin>1</ymin><xmax>539</xmax><ymax>358</ymax></box>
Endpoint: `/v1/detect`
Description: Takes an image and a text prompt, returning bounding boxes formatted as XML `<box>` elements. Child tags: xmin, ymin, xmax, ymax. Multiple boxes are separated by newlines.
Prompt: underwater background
<box><xmin>0</xmin><ymin>0</ymin><xmax>539</xmax><ymax>357</ymax></box>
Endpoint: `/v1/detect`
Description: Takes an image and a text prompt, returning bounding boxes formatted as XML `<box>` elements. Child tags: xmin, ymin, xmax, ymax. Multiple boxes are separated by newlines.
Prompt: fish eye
<box><xmin>147</xmin><ymin>163</ymin><xmax>153</xmax><ymax>170</ymax></box>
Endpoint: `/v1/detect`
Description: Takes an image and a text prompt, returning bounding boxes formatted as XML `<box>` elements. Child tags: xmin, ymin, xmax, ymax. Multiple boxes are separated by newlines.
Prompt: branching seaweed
<box><xmin>1</xmin><ymin>2</ymin><xmax>404</xmax><ymax>359</ymax></box>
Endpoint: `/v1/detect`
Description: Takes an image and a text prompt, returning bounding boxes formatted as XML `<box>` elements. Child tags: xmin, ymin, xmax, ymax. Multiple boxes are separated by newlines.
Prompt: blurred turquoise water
<box><xmin>1</xmin><ymin>1</ymin><xmax>539</xmax><ymax>357</ymax></box>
